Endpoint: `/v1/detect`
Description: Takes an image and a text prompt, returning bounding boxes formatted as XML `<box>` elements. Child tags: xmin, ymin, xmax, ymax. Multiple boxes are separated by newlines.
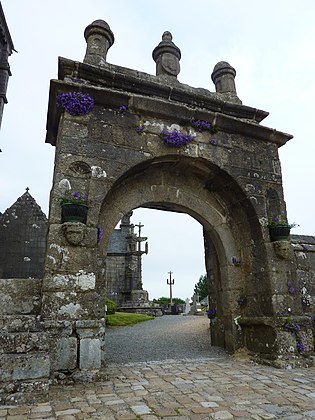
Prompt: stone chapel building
<box><xmin>0</xmin><ymin>189</ymin><xmax>148</xmax><ymax>304</ymax></box>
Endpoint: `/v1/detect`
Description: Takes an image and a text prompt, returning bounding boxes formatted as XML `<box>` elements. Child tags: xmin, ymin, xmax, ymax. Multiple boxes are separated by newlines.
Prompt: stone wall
<box><xmin>292</xmin><ymin>235</ymin><xmax>315</xmax><ymax>315</ymax></box>
<box><xmin>0</xmin><ymin>278</ymin><xmax>50</xmax><ymax>404</ymax></box>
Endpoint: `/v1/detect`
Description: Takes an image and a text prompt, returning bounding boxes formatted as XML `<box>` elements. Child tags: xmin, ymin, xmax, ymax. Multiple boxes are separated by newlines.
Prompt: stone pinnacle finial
<box><xmin>83</xmin><ymin>19</ymin><xmax>114</xmax><ymax>66</ymax></box>
<box><xmin>152</xmin><ymin>31</ymin><xmax>181</xmax><ymax>78</ymax></box>
<box><xmin>211</xmin><ymin>61</ymin><xmax>237</xmax><ymax>94</ymax></box>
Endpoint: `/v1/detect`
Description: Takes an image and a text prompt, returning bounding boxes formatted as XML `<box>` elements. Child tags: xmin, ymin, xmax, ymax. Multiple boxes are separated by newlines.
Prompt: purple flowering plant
<box><xmin>267</xmin><ymin>215</ymin><xmax>298</xmax><ymax>228</ymax></box>
<box><xmin>237</xmin><ymin>295</ymin><xmax>247</xmax><ymax>307</ymax></box>
<box><xmin>206</xmin><ymin>308</ymin><xmax>217</xmax><ymax>319</ymax></box>
<box><xmin>231</xmin><ymin>256</ymin><xmax>241</xmax><ymax>266</ymax></box>
<box><xmin>160</xmin><ymin>129</ymin><xmax>194</xmax><ymax>148</ymax></box>
<box><xmin>60</xmin><ymin>191</ymin><xmax>88</xmax><ymax>206</ymax></box>
<box><xmin>57</xmin><ymin>92</ymin><xmax>94</xmax><ymax>116</ymax></box>
<box><xmin>97</xmin><ymin>224</ymin><xmax>103</xmax><ymax>245</ymax></box>
<box><xmin>284</xmin><ymin>316</ymin><xmax>305</xmax><ymax>353</ymax></box>
<box><xmin>191</xmin><ymin>119</ymin><xmax>217</xmax><ymax>134</ymax></box>
<box><xmin>118</xmin><ymin>105</ymin><xmax>127</xmax><ymax>115</ymax></box>
<box><xmin>136</xmin><ymin>125</ymin><xmax>145</xmax><ymax>135</ymax></box>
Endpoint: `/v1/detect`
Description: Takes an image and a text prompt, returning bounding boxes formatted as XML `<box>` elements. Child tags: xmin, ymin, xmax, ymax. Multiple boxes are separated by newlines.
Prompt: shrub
<box><xmin>105</xmin><ymin>297</ymin><xmax>116</xmax><ymax>315</ymax></box>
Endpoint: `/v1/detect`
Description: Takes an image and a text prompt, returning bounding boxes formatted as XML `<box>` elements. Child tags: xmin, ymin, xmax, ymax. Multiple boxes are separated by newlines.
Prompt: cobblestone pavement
<box><xmin>1</xmin><ymin>356</ymin><xmax>315</xmax><ymax>419</ymax></box>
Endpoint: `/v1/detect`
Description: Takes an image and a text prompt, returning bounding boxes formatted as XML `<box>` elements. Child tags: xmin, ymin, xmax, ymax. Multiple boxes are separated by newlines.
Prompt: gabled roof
<box><xmin>0</xmin><ymin>2</ymin><xmax>15</xmax><ymax>53</ymax></box>
<box><xmin>1</xmin><ymin>188</ymin><xmax>47</xmax><ymax>224</ymax></box>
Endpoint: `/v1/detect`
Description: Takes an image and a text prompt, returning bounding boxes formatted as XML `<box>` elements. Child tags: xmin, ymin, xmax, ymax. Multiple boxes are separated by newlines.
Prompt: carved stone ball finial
<box><xmin>83</xmin><ymin>19</ymin><xmax>114</xmax><ymax>66</ymax></box>
<box><xmin>152</xmin><ymin>31</ymin><xmax>181</xmax><ymax>78</ymax></box>
<box><xmin>162</xmin><ymin>31</ymin><xmax>173</xmax><ymax>42</ymax></box>
<box><xmin>211</xmin><ymin>61</ymin><xmax>237</xmax><ymax>94</ymax></box>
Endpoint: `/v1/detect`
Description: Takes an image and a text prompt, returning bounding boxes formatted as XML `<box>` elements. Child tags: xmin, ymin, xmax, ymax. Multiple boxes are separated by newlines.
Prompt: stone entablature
<box><xmin>45</xmin><ymin>57</ymin><xmax>291</xmax><ymax>148</ymax></box>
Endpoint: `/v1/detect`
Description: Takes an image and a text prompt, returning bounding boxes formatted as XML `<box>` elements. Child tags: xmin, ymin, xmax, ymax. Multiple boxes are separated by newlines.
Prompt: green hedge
<box><xmin>105</xmin><ymin>297</ymin><xmax>116</xmax><ymax>315</ymax></box>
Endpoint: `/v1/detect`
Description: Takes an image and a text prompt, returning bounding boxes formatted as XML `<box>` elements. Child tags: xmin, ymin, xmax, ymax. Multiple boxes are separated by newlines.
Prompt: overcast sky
<box><xmin>1</xmin><ymin>1</ymin><xmax>315</xmax><ymax>300</ymax></box>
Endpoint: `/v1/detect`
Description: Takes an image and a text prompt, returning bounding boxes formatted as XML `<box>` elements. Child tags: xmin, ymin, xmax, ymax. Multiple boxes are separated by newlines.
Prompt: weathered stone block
<box><xmin>0</xmin><ymin>279</ymin><xmax>42</xmax><ymax>315</ymax></box>
<box><xmin>50</xmin><ymin>337</ymin><xmax>77</xmax><ymax>371</ymax></box>
<box><xmin>43</xmin><ymin>271</ymin><xmax>97</xmax><ymax>293</ymax></box>
<box><xmin>0</xmin><ymin>331</ymin><xmax>50</xmax><ymax>353</ymax></box>
<box><xmin>0</xmin><ymin>378</ymin><xmax>49</xmax><ymax>405</ymax></box>
<box><xmin>43</xmin><ymin>319</ymin><xmax>73</xmax><ymax>337</ymax></box>
<box><xmin>79</xmin><ymin>338</ymin><xmax>101</xmax><ymax>369</ymax></box>
<box><xmin>41</xmin><ymin>290</ymin><xmax>104</xmax><ymax>320</ymax></box>
<box><xmin>45</xmin><ymin>232</ymin><xmax>98</xmax><ymax>272</ymax></box>
<box><xmin>243</xmin><ymin>324</ymin><xmax>277</xmax><ymax>355</ymax></box>
<box><xmin>0</xmin><ymin>353</ymin><xmax>50</xmax><ymax>381</ymax></box>
<box><xmin>76</xmin><ymin>319</ymin><xmax>105</xmax><ymax>339</ymax></box>
<box><xmin>0</xmin><ymin>315</ymin><xmax>42</xmax><ymax>333</ymax></box>
<box><xmin>62</xmin><ymin>116</ymin><xmax>89</xmax><ymax>138</ymax></box>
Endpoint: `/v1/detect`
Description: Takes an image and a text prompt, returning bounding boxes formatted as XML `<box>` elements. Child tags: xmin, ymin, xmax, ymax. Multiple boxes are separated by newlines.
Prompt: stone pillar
<box><xmin>152</xmin><ymin>31</ymin><xmax>181</xmax><ymax>79</ymax></box>
<box><xmin>83</xmin><ymin>19</ymin><xmax>114</xmax><ymax>66</ymax></box>
<box><xmin>41</xmin><ymin>216</ymin><xmax>105</xmax><ymax>374</ymax></box>
<box><xmin>211</xmin><ymin>61</ymin><xmax>237</xmax><ymax>94</ymax></box>
<box><xmin>40</xmin><ymin>109</ymin><xmax>106</xmax><ymax>377</ymax></box>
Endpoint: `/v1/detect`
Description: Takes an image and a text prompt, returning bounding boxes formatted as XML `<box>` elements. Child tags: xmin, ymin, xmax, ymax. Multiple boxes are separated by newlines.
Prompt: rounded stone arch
<box><xmin>99</xmin><ymin>155</ymin><xmax>268</xmax><ymax>352</ymax></box>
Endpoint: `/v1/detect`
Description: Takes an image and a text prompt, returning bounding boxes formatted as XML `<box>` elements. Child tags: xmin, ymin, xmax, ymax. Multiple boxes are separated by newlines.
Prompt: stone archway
<box><xmin>98</xmin><ymin>155</ymin><xmax>268</xmax><ymax>353</ymax></box>
<box><xmin>99</xmin><ymin>155</ymin><xmax>272</xmax><ymax>351</ymax></box>
<box><xmin>40</xmin><ymin>19</ymin><xmax>309</xmax><ymax>378</ymax></box>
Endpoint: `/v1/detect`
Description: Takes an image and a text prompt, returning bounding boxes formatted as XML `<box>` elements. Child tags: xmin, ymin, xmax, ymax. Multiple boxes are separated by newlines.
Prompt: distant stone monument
<box><xmin>190</xmin><ymin>294</ymin><xmax>202</xmax><ymax>315</ymax></box>
<box><xmin>184</xmin><ymin>298</ymin><xmax>190</xmax><ymax>315</ymax></box>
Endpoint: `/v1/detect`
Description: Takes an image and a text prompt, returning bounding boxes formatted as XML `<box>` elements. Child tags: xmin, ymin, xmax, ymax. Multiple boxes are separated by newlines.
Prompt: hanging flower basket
<box><xmin>267</xmin><ymin>216</ymin><xmax>298</xmax><ymax>242</ymax></box>
<box><xmin>269</xmin><ymin>225</ymin><xmax>291</xmax><ymax>241</ymax></box>
<box><xmin>60</xmin><ymin>191</ymin><xmax>89</xmax><ymax>224</ymax></box>
<box><xmin>61</xmin><ymin>203</ymin><xmax>88</xmax><ymax>224</ymax></box>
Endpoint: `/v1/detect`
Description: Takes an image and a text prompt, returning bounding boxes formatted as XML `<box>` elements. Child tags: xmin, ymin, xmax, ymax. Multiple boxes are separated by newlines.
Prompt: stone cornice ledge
<box><xmin>58</xmin><ymin>57</ymin><xmax>268</xmax><ymax>122</ymax></box>
<box><xmin>45</xmin><ymin>57</ymin><xmax>293</xmax><ymax>147</ymax></box>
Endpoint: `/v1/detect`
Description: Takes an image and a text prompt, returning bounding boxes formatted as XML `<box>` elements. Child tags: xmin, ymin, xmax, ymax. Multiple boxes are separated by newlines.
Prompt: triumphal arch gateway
<box><xmin>1</xmin><ymin>20</ymin><xmax>314</xmax><ymax>403</ymax></box>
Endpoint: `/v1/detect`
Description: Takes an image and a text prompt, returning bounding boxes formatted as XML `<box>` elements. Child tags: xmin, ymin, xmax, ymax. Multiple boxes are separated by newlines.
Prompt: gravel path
<box><xmin>105</xmin><ymin>314</ymin><xmax>228</xmax><ymax>364</ymax></box>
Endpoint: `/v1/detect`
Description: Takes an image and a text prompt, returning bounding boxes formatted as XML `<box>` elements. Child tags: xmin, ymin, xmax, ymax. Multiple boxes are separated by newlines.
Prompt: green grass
<box><xmin>106</xmin><ymin>312</ymin><xmax>155</xmax><ymax>327</ymax></box>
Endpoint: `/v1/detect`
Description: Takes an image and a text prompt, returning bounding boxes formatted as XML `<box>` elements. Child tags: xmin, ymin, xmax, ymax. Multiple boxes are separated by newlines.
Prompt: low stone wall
<box><xmin>292</xmin><ymin>235</ymin><xmax>315</xmax><ymax>315</ymax></box>
<box><xmin>0</xmin><ymin>278</ymin><xmax>50</xmax><ymax>404</ymax></box>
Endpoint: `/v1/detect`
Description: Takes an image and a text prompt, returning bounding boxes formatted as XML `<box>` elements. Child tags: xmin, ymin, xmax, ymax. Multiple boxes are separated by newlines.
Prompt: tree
<box><xmin>194</xmin><ymin>274</ymin><xmax>208</xmax><ymax>300</ymax></box>
<box><xmin>153</xmin><ymin>297</ymin><xmax>185</xmax><ymax>305</ymax></box>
